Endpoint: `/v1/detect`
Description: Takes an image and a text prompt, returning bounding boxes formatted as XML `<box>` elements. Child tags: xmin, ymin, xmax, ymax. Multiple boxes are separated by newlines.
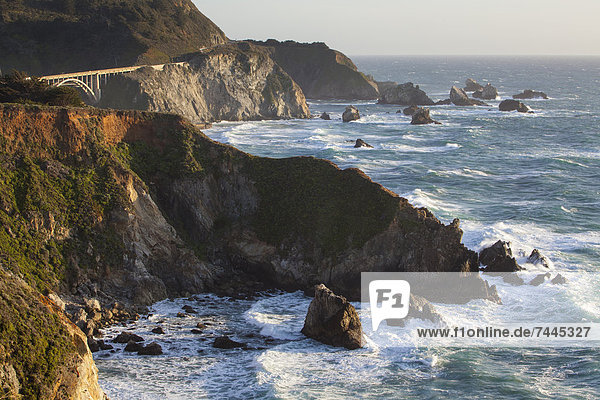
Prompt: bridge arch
<box><xmin>55</xmin><ymin>78</ymin><xmax>98</xmax><ymax>102</ymax></box>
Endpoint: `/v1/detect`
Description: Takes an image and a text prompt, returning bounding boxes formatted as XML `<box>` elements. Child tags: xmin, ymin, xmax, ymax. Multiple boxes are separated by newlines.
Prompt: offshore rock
<box><xmin>320</xmin><ymin>112</ymin><xmax>331</xmax><ymax>120</ymax></box>
<box><xmin>411</xmin><ymin>108</ymin><xmax>440</xmax><ymax>125</ymax></box>
<box><xmin>551</xmin><ymin>274</ymin><xmax>567</xmax><ymax>285</ymax></box>
<box><xmin>250</xmin><ymin>40</ymin><xmax>379</xmax><ymax>100</ymax></box>
<box><xmin>499</xmin><ymin>99</ymin><xmax>531</xmax><ymax>113</ymax></box>
<box><xmin>480</xmin><ymin>241</ymin><xmax>523</xmax><ymax>272</ymax></box>
<box><xmin>527</xmin><ymin>249</ymin><xmax>551</xmax><ymax>268</ymax></box>
<box><xmin>513</xmin><ymin>89</ymin><xmax>548</xmax><ymax>99</ymax></box>
<box><xmin>472</xmin><ymin>83</ymin><xmax>499</xmax><ymax>100</ymax></box>
<box><xmin>377</xmin><ymin>82</ymin><xmax>434</xmax><ymax>105</ymax></box>
<box><xmin>301</xmin><ymin>284</ymin><xmax>363</xmax><ymax>349</ymax></box>
<box><xmin>99</xmin><ymin>42</ymin><xmax>310</xmax><ymax>123</ymax></box>
<box><xmin>354</xmin><ymin>139</ymin><xmax>373</xmax><ymax>148</ymax></box>
<box><xmin>450</xmin><ymin>86</ymin><xmax>489</xmax><ymax>106</ymax></box>
<box><xmin>138</xmin><ymin>342</ymin><xmax>163</xmax><ymax>356</ymax></box>
<box><xmin>213</xmin><ymin>336</ymin><xmax>246</xmax><ymax>349</ymax></box>
<box><xmin>342</xmin><ymin>106</ymin><xmax>361</xmax><ymax>122</ymax></box>
<box><xmin>530</xmin><ymin>273</ymin><xmax>551</xmax><ymax>286</ymax></box>
<box><xmin>464</xmin><ymin>78</ymin><xmax>484</xmax><ymax>92</ymax></box>
<box><xmin>433</xmin><ymin>99</ymin><xmax>453</xmax><ymax>106</ymax></box>
<box><xmin>402</xmin><ymin>105</ymin><xmax>419</xmax><ymax>115</ymax></box>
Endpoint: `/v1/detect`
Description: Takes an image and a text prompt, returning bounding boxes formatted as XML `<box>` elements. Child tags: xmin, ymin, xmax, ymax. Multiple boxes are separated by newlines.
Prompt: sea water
<box><xmin>96</xmin><ymin>56</ymin><xmax>600</xmax><ymax>399</ymax></box>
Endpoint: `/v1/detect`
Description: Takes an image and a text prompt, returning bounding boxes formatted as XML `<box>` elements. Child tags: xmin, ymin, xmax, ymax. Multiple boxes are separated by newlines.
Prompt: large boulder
<box><xmin>479</xmin><ymin>240</ymin><xmax>522</xmax><ymax>272</ymax></box>
<box><xmin>472</xmin><ymin>83</ymin><xmax>498</xmax><ymax>100</ymax></box>
<box><xmin>342</xmin><ymin>106</ymin><xmax>360</xmax><ymax>122</ymax></box>
<box><xmin>138</xmin><ymin>342</ymin><xmax>163</xmax><ymax>356</ymax></box>
<box><xmin>513</xmin><ymin>89</ymin><xmax>548</xmax><ymax>99</ymax></box>
<box><xmin>464</xmin><ymin>78</ymin><xmax>484</xmax><ymax>92</ymax></box>
<box><xmin>301</xmin><ymin>284</ymin><xmax>363</xmax><ymax>349</ymax></box>
<box><xmin>499</xmin><ymin>99</ymin><xmax>531</xmax><ymax>113</ymax></box>
<box><xmin>213</xmin><ymin>336</ymin><xmax>246</xmax><ymax>349</ymax></box>
<box><xmin>411</xmin><ymin>108</ymin><xmax>440</xmax><ymax>125</ymax></box>
<box><xmin>320</xmin><ymin>112</ymin><xmax>331</xmax><ymax>120</ymax></box>
<box><xmin>450</xmin><ymin>86</ymin><xmax>488</xmax><ymax>106</ymax></box>
<box><xmin>377</xmin><ymin>82</ymin><xmax>434</xmax><ymax>105</ymax></box>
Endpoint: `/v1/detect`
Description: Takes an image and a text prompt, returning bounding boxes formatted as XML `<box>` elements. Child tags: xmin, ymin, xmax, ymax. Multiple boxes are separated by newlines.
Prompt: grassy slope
<box><xmin>0</xmin><ymin>0</ymin><xmax>227</xmax><ymax>75</ymax></box>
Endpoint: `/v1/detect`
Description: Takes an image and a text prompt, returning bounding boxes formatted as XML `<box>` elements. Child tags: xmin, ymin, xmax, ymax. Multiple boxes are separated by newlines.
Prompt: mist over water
<box><xmin>97</xmin><ymin>57</ymin><xmax>600</xmax><ymax>399</ymax></box>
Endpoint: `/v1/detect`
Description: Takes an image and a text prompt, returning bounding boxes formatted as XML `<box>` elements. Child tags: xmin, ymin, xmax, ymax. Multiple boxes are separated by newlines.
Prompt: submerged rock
<box><xmin>433</xmin><ymin>98</ymin><xmax>452</xmax><ymax>106</ymax></box>
<box><xmin>342</xmin><ymin>106</ymin><xmax>360</xmax><ymax>122</ymax></box>
<box><xmin>480</xmin><ymin>240</ymin><xmax>522</xmax><ymax>272</ymax></box>
<box><xmin>527</xmin><ymin>249</ymin><xmax>551</xmax><ymax>268</ymax></box>
<box><xmin>530</xmin><ymin>273</ymin><xmax>551</xmax><ymax>286</ymax></box>
<box><xmin>450</xmin><ymin>86</ymin><xmax>488</xmax><ymax>106</ymax></box>
<box><xmin>385</xmin><ymin>294</ymin><xmax>443</xmax><ymax>327</ymax></box>
<box><xmin>499</xmin><ymin>99</ymin><xmax>531</xmax><ymax>113</ymax></box>
<box><xmin>354</xmin><ymin>139</ymin><xmax>373</xmax><ymax>148</ymax></box>
<box><xmin>472</xmin><ymin>83</ymin><xmax>498</xmax><ymax>100</ymax></box>
<box><xmin>151</xmin><ymin>327</ymin><xmax>165</xmax><ymax>335</ymax></box>
<box><xmin>402</xmin><ymin>105</ymin><xmax>419</xmax><ymax>115</ymax></box>
<box><xmin>213</xmin><ymin>336</ymin><xmax>246</xmax><ymax>349</ymax></box>
<box><xmin>551</xmin><ymin>274</ymin><xmax>567</xmax><ymax>285</ymax></box>
<box><xmin>513</xmin><ymin>89</ymin><xmax>548</xmax><ymax>99</ymax></box>
<box><xmin>320</xmin><ymin>112</ymin><xmax>331</xmax><ymax>120</ymax></box>
<box><xmin>464</xmin><ymin>78</ymin><xmax>484</xmax><ymax>92</ymax></box>
<box><xmin>301</xmin><ymin>284</ymin><xmax>363</xmax><ymax>350</ymax></box>
<box><xmin>411</xmin><ymin>108</ymin><xmax>440</xmax><ymax>125</ymax></box>
<box><xmin>377</xmin><ymin>82</ymin><xmax>434</xmax><ymax>105</ymax></box>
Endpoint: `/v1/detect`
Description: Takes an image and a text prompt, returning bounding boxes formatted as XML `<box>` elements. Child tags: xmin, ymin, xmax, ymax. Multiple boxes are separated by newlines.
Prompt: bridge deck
<box><xmin>41</xmin><ymin>62</ymin><xmax>186</xmax><ymax>80</ymax></box>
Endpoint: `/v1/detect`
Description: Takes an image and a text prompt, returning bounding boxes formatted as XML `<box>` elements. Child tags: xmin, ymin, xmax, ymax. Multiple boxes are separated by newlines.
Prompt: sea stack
<box><xmin>301</xmin><ymin>284</ymin><xmax>363</xmax><ymax>349</ymax></box>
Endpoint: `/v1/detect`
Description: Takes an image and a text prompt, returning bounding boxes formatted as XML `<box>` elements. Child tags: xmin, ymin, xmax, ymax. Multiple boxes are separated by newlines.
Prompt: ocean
<box><xmin>96</xmin><ymin>56</ymin><xmax>600</xmax><ymax>399</ymax></box>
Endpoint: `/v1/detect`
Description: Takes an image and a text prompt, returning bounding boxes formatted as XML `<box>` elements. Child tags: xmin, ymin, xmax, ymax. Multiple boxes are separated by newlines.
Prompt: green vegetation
<box><xmin>0</xmin><ymin>269</ymin><xmax>75</xmax><ymax>399</ymax></box>
<box><xmin>0</xmin><ymin>136</ymin><xmax>129</xmax><ymax>293</ymax></box>
<box><xmin>0</xmin><ymin>0</ymin><xmax>227</xmax><ymax>75</ymax></box>
<box><xmin>0</xmin><ymin>71</ymin><xmax>84</xmax><ymax>106</ymax></box>
<box><xmin>262</xmin><ymin>68</ymin><xmax>294</xmax><ymax>105</ymax></box>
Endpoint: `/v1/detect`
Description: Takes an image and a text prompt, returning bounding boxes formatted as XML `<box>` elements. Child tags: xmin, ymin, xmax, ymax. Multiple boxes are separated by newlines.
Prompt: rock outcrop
<box><xmin>342</xmin><ymin>106</ymin><xmax>361</xmax><ymax>122</ymax></box>
<box><xmin>251</xmin><ymin>40</ymin><xmax>379</xmax><ymax>100</ymax></box>
<box><xmin>499</xmin><ymin>99</ymin><xmax>531</xmax><ymax>113</ymax></box>
<box><xmin>527</xmin><ymin>249</ymin><xmax>551</xmax><ymax>268</ymax></box>
<box><xmin>450</xmin><ymin>86</ymin><xmax>488</xmax><ymax>106</ymax></box>
<box><xmin>0</xmin><ymin>0</ymin><xmax>227</xmax><ymax>75</ymax></box>
<box><xmin>0</xmin><ymin>269</ymin><xmax>105</xmax><ymax>399</ymax></box>
<box><xmin>99</xmin><ymin>42</ymin><xmax>310</xmax><ymax>123</ymax></box>
<box><xmin>301</xmin><ymin>284</ymin><xmax>363</xmax><ymax>349</ymax></box>
<box><xmin>411</xmin><ymin>108</ymin><xmax>440</xmax><ymax>125</ymax></box>
<box><xmin>354</xmin><ymin>139</ymin><xmax>373</xmax><ymax>148</ymax></box>
<box><xmin>513</xmin><ymin>90</ymin><xmax>548</xmax><ymax>100</ymax></box>
<box><xmin>464</xmin><ymin>78</ymin><xmax>484</xmax><ymax>92</ymax></box>
<box><xmin>320</xmin><ymin>112</ymin><xmax>331</xmax><ymax>120</ymax></box>
<box><xmin>479</xmin><ymin>241</ymin><xmax>522</xmax><ymax>272</ymax></box>
<box><xmin>472</xmin><ymin>83</ymin><xmax>498</xmax><ymax>100</ymax></box>
<box><xmin>377</xmin><ymin>82</ymin><xmax>435</xmax><ymax>105</ymax></box>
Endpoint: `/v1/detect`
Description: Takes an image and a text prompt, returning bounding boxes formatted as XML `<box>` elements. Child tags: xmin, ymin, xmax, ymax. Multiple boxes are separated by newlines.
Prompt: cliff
<box><xmin>98</xmin><ymin>42</ymin><xmax>311</xmax><ymax>123</ymax></box>
<box><xmin>0</xmin><ymin>0</ymin><xmax>227</xmax><ymax>75</ymax></box>
<box><xmin>250</xmin><ymin>40</ymin><xmax>379</xmax><ymax>100</ymax></box>
<box><xmin>0</xmin><ymin>269</ymin><xmax>104</xmax><ymax>399</ymax></box>
<box><xmin>0</xmin><ymin>103</ymin><xmax>481</xmax><ymax>394</ymax></box>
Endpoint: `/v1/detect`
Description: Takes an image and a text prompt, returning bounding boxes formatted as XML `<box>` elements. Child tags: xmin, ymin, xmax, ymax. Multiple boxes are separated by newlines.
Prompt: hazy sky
<box><xmin>194</xmin><ymin>0</ymin><xmax>600</xmax><ymax>56</ymax></box>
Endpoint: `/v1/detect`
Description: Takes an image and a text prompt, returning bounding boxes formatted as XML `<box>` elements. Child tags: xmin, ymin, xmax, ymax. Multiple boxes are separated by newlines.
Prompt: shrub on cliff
<box><xmin>0</xmin><ymin>71</ymin><xmax>84</xmax><ymax>107</ymax></box>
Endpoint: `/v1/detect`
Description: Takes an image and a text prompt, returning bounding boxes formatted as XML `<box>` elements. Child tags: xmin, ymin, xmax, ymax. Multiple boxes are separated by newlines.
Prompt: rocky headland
<box><xmin>98</xmin><ymin>41</ymin><xmax>310</xmax><ymax>123</ymax></box>
<box><xmin>0</xmin><ymin>103</ymin><xmax>491</xmax><ymax>395</ymax></box>
<box><xmin>250</xmin><ymin>40</ymin><xmax>380</xmax><ymax>100</ymax></box>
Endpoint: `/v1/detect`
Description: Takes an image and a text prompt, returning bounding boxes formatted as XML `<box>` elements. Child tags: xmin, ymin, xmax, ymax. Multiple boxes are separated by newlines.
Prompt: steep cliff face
<box><xmin>250</xmin><ymin>40</ymin><xmax>379</xmax><ymax>100</ymax></box>
<box><xmin>98</xmin><ymin>42</ymin><xmax>311</xmax><ymax>123</ymax></box>
<box><xmin>0</xmin><ymin>0</ymin><xmax>227</xmax><ymax>75</ymax></box>
<box><xmin>0</xmin><ymin>269</ymin><xmax>104</xmax><ymax>399</ymax></box>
